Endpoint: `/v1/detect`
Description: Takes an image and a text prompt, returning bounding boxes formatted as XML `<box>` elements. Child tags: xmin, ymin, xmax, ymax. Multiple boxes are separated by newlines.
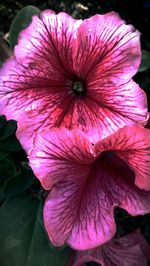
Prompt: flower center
<box><xmin>97</xmin><ymin>150</ymin><xmax>135</xmax><ymax>184</ymax></box>
<box><xmin>72</xmin><ymin>80</ymin><xmax>86</xmax><ymax>96</ymax></box>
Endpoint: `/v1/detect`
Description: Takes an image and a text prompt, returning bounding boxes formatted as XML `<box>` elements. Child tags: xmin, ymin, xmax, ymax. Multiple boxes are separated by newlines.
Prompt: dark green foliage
<box><xmin>0</xmin><ymin>195</ymin><xmax>72</xmax><ymax>266</ymax></box>
<box><xmin>0</xmin><ymin>116</ymin><xmax>72</xmax><ymax>265</ymax></box>
<box><xmin>9</xmin><ymin>5</ymin><xmax>41</xmax><ymax>49</ymax></box>
<box><xmin>138</xmin><ymin>50</ymin><xmax>150</xmax><ymax>73</ymax></box>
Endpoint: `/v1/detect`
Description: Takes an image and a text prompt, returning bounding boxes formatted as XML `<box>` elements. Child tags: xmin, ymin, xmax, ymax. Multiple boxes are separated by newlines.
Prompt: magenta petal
<box><xmin>70</xmin><ymin>232</ymin><xmax>150</xmax><ymax>266</ymax></box>
<box><xmin>29</xmin><ymin>127</ymin><xmax>150</xmax><ymax>250</ymax></box>
<box><xmin>14</xmin><ymin>10</ymin><xmax>81</xmax><ymax>71</ymax></box>
<box><xmin>71</xmin><ymin>11</ymin><xmax>148</xmax><ymax>138</ymax></box>
<box><xmin>0</xmin><ymin>10</ymin><xmax>148</xmax><ymax>151</ymax></box>
<box><xmin>29</xmin><ymin>128</ymin><xmax>116</xmax><ymax>249</ymax></box>
<box><xmin>39</xmin><ymin>10</ymin><xmax>82</xmax><ymax>72</ymax></box>
<box><xmin>86</xmin><ymin>80</ymin><xmax>148</xmax><ymax>138</ymax></box>
<box><xmin>0</xmin><ymin>10</ymin><xmax>82</xmax><ymax>152</ymax></box>
<box><xmin>95</xmin><ymin>125</ymin><xmax>150</xmax><ymax>191</ymax></box>
<box><xmin>29</xmin><ymin>128</ymin><xmax>95</xmax><ymax>190</ymax></box>
<box><xmin>74</xmin><ymin>12</ymin><xmax>141</xmax><ymax>81</ymax></box>
<box><xmin>67</xmin><ymin>153</ymin><xmax>150</xmax><ymax>249</ymax></box>
<box><xmin>0</xmin><ymin>56</ymin><xmax>71</xmax><ymax>152</ymax></box>
<box><xmin>43</xmin><ymin>173</ymin><xmax>116</xmax><ymax>250</ymax></box>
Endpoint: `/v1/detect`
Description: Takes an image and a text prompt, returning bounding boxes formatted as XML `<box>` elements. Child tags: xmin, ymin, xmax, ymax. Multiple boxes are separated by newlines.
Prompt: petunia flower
<box><xmin>68</xmin><ymin>231</ymin><xmax>150</xmax><ymax>266</ymax></box>
<box><xmin>29</xmin><ymin>125</ymin><xmax>150</xmax><ymax>250</ymax></box>
<box><xmin>0</xmin><ymin>10</ymin><xmax>148</xmax><ymax>152</ymax></box>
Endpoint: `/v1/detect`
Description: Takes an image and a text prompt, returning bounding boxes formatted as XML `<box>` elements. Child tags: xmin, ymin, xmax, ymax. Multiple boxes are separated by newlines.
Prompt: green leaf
<box><xmin>139</xmin><ymin>76</ymin><xmax>150</xmax><ymax>91</ymax></box>
<box><xmin>0</xmin><ymin>150</ymin><xmax>9</xmax><ymax>160</ymax></box>
<box><xmin>0</xmin><ymin>135</ymin><xmax>22</xmax><ymax>151</ymax></box>
<box><xmin>0</xmin><ymin>36</ymin><xmax>11</xmax><ymax>66</ymax></box>
<box><xmin>138</xmin><ymin>50</ymin><xmax>150</xmax><ymax>72</ymax></box>
<box><xmin>0</xmin><ymin>115</ymin><xmax>7</xmax><ymax>135</ymax></box>
<box><xmin>0</xmin><ymin>157</ymin><xmax>19</xmax><ymax>180</ymax></box>
<box><xmin>9</xmin><ymin>5</ymin><xmax>41</xmax><ymax>49</ymax></box>
<box><xmin>0</xmin><ymin>119</ymin><xmax>17</xmax><ymax>141</ymax></box>
<box><xmin>0</xmin><ymin>116</ymin><xmax>22</xmax><ymax>151</ymax></box>
<box><xmin>21</xmin><ymin>161</ymin><xmax>33</xmax><ymax>171</ymax></box>
<box><xmin>0</xmin><ymin>180</ymin><xmax>5</xmax><ymax>205</ymax></box>
<box><xmin>4</xmin><ymin>167</ymin><xmax>35</xmax><ymax>197</ymax></box>
<box><xmin>0</xmin><ymin>195</ymin><xmax>72</xmax><ymax>266</ymax></box>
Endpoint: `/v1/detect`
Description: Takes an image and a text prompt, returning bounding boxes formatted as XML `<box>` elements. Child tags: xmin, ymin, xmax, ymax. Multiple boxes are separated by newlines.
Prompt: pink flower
<box><xmin>29</xmin><ymin>125</ymin><xmax>150</xmax><ymax>250</ymax></box>
<box><xmin>69</xmin><ymin>231</ymin><xmax>150</xmax><ymax>266</ymax></box>
<box><xmin>0</xmin><ymin>10</ymin><xmax>148</xmax><ymax>152</ymax></box>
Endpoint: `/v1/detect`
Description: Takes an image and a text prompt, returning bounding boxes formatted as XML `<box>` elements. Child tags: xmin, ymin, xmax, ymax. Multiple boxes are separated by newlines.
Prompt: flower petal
<box><xmin>0</xmin><ymin>55</ymin><xmax>73</xmax><ymax>152</ymax></box>
<box><xmin>74</xmin><ymin>12</ymin><xmax>141</xmax><ymax>82</ymax></box>
<box><xmin>95</xmin><ymin>125</ymin><xmax>150</xmax><ymax>191</ymax></box>
<box><xmin>43</xmin><ymin>172</ymin><xmax>117</xmax><ymax>250</ymax></box>
<box><xmin>29</xmin><ymin>128</ymin><xmax>116</xmax><ymax>249</ymax></box>
<box><xmin>0</xmin><ymin>10</ymin><xmax>148</xmax><ymax>152</ymax></box>
<box><xmin>39</xmin><ymin>10</ymin><xmax>82</xmax><ymax>72</ymax></box>
<box><xmin>0</xmin><ymin>10</ymin><xmax>82</xmax><ymax>152</ymax></box>
<box><xmin>66</xmin><ymin>86</ymin><xmax>147</xmax><ymax>142</ymax></box>
<box><xmin>67</xmin><ymin>153</ymin><xmax>150</xmax><ymax>249</ymax></box>
<box><xmin>14</xmin><ymin>10</ymin><xmax>81</xmax><ymax>72</ymax></box>
<box><xmin>44</xmin><ymin>164</ymin><xmax>150</xmax><ymax>251</ymax></box>
<box><xmin>18</xmin><ymin>80</ymin><xmax>147</xmax><ymax>151</ymax></box>
<box><xmin>30</xmin><ymin>128</ymin><xmax>150</xmax><ymax>250</ymax></box>
<box><xmin>29</xmin><ymin>128</ymin><xmax>95</xmax><ymax>190</ymax></box>
<box><xmin>87</xmin><ymin>79</ymin><xmax>148</xmax><ymax>132</ymax></box>
<box><xmin>0</xmin><ymin>56</ymin><xmax>67</xmax><ymax>114</ymax></box>
<box><xmin>29</xmin><ymin>128</ymin><xmax>96</xmax><ymax>247</ymax></box>
<box><xmin>69</xmin><ymin>232</ymin><xmax>150</xmax><ymax>266</ymax></box>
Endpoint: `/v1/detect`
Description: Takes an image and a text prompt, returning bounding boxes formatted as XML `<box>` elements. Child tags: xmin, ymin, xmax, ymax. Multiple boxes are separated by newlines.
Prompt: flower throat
<box><xmin>72</xmin><ymin>79</ymin><xmax>86</xmax><ymax>96</ymax></box>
